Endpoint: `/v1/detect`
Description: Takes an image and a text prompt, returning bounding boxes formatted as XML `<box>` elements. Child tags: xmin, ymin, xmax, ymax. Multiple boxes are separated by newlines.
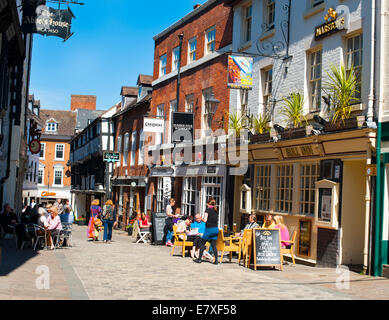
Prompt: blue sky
<box><xmin>30</xmin><ymin>0</ymin><xmax>206</xmax><ymax>111</ymax></box>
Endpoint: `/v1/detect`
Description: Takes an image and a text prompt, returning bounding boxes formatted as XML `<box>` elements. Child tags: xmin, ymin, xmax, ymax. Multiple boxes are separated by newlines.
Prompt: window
<box><xmin>53</xmin><ymin>168</ymin><xmax>63</xmax><ymax>186</ymax></box>
<box><xmin>203</xmin><ymin>87</ymin><xmax>214</xmax><ymax>132</ymax></box>
<box><xmin>156</xmin><ymin>178</ymin><xmax>164</xmax><ymax>212</ymax></box>
<box><xmin>205</xmin><ymin>27</ymin><xmax>216</xmax><ymax>55</ymax></box>
<box><xmin>300</xmin><ymin>163</ymin><xmax>320</xmax><ymax>216</ymax></box>
<box><xmin>346</xmin><ymin>34</ymin><xmax>363</xmax><ymax>103</ymax></box>
<box><xmin>240</xmin><ymin>89</ymin><xmax>249</xmax><ymax>118</ymax></box>
<box><xmin>263</xmin><ymin>68</ymin><xmax>273</xmax><ymax>115</ymax></box>
<box><xmin>276</xmin><ymin>164</ymin><xmax>294</xmax><ymax>213</ymax></box>
<box><xmin>243</xmin><ymin>4</ymin><xmax>252</xmax><ymax>42</ymax></box>
<box><xmin>55</xmin><ymin>144</ymin><xmax>64</xmax><ymax>160</ymax></box>
<box><xmin>170</xmin><ymin>100</ymin><xmax>177</xmax><ymax>113</ymax></box>
<box><xmin>39</xmin><ymin>143</ymin><xmax>45</xmax><ymax>159</ymax></box>
<box><xmin>38</xmin><ymin>168</ymin><xmax>44</xmax><ymax>185</ymax></box>
<box><xmin>159</xmin><ymin>54</ymin><xmax>167</xmax><ymax>77</ymax></box>
<box><xmin>130</xmin><ymin>130</ymin><xmax>137</xmax><ymax>166</ymax></box>
<box><xmin>117</xmin><ymin>135</ymin><xmax>123</xmax><ymax>153</ymax></box>
<box><xmin>182</xmin><ymin>177</ymin><xmax>197</xmax><ymax>216</ymax></box>
<box><xmin>123</xmin><ymin>133</ymin><xmax>129</xmax><ymax>166</ymax></box>
<box><xmin>185</xmin><ymin>94</ymin><xmax>194</xmax><ymax>113</ymax></box>
<box><xmin>46</xmin><ymin>122</ymin><xmax>57</xmax><ymax>132</ymax></box>
<box><xmin>254</xmin><ymin>165</ymin><xmax>272</xmax><ymax>211</ymax></box>
<box><xmin>202</xmin><ymin>176</ymin><xmax>222</xmax><ymax>216</ymax></box>
<box><xmin>138</xmin><ymin>129</ymin><xmax>144</xmax><ymax>166</ymax></box>
<box><xmin>172</xmin><ymin>46</ymin><xmax>180</xmax><ymax>71</ymax></box>
<box><xmin>265</xmin><ymin>0</ymin><xmax>275</xmax><ymax>29</ymax></box>
<box><xmin>309</xmin><ymin>49</ymin><xmax>322</xmax><ymax>112</ymax></box>
<box><xmin>188</xmin><ymin>38</ymin><xmax>197</xmax><ymax>63</ymax></box>
<box><xmin>156</xmin><ymin>104</ymin><xmax>164</xmax><ymax>145</ymax></box>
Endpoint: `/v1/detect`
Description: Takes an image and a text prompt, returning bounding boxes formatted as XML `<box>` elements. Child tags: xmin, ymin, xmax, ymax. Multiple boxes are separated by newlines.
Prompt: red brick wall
<box><xmin>71</xmin><ymin>95</ymin><xmax>97</xmax><ymax>111</ymax></box>
<box><xmin>151</xmin><ymin>0</ymin><xmax>233</xmax><ymax>135</ymax></box>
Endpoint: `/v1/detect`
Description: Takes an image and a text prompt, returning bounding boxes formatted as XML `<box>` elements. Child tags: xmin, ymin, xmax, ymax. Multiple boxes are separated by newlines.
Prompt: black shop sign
<box><xmin>171</xmin><ymin>112</ymin><xmax>194</xmax><ymax>143</ymax></box>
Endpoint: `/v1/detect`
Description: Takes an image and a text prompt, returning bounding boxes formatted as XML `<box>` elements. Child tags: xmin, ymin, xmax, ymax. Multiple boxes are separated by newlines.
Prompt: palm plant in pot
<box><xmin>227</xmin><ymin>111</ymin><xmax>248</xmax><ymax>144</ymax></box>
<box><xmin>250</xmin><ymin>113</ymin><xmax>271</xmax><ymax>143</ymax></box>
<box><xmin>279</xmin><ymin>92</ymin><xmax>308</xmax><ymax>140</ymax></box>
<box><xmin>323</xmin><ymin>64</ymin><xmax>360</xmax><ymax>131</ymax></box>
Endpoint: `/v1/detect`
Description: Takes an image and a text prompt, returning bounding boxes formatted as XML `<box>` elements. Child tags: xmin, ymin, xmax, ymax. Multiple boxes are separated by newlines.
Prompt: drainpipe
<box><xmin>366</xmin><ymin>0</ymin><xmax>376</xmax><ymax>124</ymax></box>
<box><xmin>364</xmin><ymin>145</ymin><xmax>372</xmax><ymax>273</ymax></box>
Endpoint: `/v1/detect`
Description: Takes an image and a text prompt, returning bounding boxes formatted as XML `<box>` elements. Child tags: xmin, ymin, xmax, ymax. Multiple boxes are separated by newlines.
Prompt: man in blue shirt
<box><xmin>188</xmin><ymin>214</ymin><xmax>214</xmax><ymax>260</ymax></box>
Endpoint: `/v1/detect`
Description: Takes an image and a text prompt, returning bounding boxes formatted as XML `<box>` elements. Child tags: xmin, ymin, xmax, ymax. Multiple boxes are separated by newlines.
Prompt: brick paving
<box><xmin>1</xmin><ymin>224</ymin><xmax>389</xmax><ymax>300</ymax></box>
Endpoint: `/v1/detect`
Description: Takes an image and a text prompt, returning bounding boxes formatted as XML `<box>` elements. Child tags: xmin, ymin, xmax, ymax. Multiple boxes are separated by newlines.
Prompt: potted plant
<box><xmin>126</xmin><ymin>219</ymin><xmax>136</xmax><ymax>236</ymax></box>
<box><xmin>323</xmin><ymin>64</ymin><xmax>359</xmax><ymax>132</ymax></box>
<box><xmin>250</xmin><ymin>113</ymin><xmax>271</xmax><ymax>143</ymax></box>
<box><xmin>279</xmin><ymin>92</ymin><xmax>308</xmax><ymax>140</ymax></box>
<box><xmin>76</xmin><ymin>216</ymin><xmax>87</xmax><ymax>226</ymax></box>
<box><xmin>226</xmin><ymin>111</ymin><xmax>249</xmax><ymax>144</ymax></box>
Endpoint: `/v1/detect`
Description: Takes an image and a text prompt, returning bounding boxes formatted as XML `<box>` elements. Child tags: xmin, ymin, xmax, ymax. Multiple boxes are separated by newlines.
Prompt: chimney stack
<box><xmin>71</xmin><ymin>95</ymin><xmax>97</xmax><ymax>111</ymax></box>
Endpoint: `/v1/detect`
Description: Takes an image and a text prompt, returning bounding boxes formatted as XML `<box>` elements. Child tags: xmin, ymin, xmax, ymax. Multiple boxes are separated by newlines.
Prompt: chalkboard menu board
<box><xmin>151</xmin><ymin>212</ymin><xmax>167</xmax><ymax>245</ymax></box>
<box><xmin>252</xmin><ymin>229</ymin><xmax>283</xmax><ymax>271</ymax></box>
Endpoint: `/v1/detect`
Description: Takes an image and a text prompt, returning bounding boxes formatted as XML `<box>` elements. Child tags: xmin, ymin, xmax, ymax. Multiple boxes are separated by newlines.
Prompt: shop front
<box><xmin>234</xmin><ymin>128</ymin><xmax>376</xmax><ymax>268</ymax></box>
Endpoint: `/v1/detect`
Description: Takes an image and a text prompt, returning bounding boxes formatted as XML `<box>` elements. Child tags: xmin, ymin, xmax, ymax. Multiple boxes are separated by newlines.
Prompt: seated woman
<box><xmin>37</xmin><ymin>207</ymin><xmax>54</xmax><ymax>250</ymax></box>
<box><xmin>139</xmin><ymin>212</ymin><xmax>150</xmax><ymax>232</ymax></box>
<box><xmin>47</xmin><ymin>206</ymin><xmax>63</xmax><ymax>248</ymax></box>
<box><xmin>274</xmin><ymin>215</ymin><xmax>290</xmax><ymax>249</ymax></box>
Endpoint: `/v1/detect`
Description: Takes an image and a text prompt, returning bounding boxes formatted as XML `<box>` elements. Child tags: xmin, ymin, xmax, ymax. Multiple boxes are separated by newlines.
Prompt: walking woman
<box><xmin>194</xmin><ymin>198</ymin><xmax>219</xmax><ymax>265</ymax></box>
<box><xmin>87</xmin><ymin>199</ymin><xmax>102</xmax><ymax>241</ymax></box>
<box><xmin>102</xmin><ymin>200</ymin><xmax>117</xmax><ymax>243</ymax></box>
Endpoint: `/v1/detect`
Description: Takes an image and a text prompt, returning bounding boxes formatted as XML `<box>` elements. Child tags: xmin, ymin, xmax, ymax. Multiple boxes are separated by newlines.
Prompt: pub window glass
<box><xmin>300</xmin><ymin>162</ymin><xmax>320</xmax><ymax>216</ymax></box>
<box><xmin>346</xmin><ymin>34</ymin><xmax>363</xmax><ymax>103</ymax></box>
<box><xmin>309</xmin><ymin>49</ymin><xmax>322</xmax><ymax>112</ymax></box>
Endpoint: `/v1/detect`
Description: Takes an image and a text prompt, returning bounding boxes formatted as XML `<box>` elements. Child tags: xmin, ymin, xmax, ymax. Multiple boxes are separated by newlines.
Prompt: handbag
<box><xmin>94</xmin><ymin>218</ymin><xmax>103</xmax><ymax>228</ymax></box>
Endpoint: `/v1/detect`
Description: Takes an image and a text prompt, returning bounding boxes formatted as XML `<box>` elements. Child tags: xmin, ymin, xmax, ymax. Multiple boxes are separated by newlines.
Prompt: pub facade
<box><xmin>229</xmin><ymin>0</ymin><xmax>381</xmax><ymax>272</ymax></box>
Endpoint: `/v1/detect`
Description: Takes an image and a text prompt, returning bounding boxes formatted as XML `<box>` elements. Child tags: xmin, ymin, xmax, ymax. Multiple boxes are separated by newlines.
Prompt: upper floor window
<box><xmin>130</xmin><ymin>130</ymin><xmax>137</xmax><ymax>166</ymax></box>
<box><xmin>53</xmin><ymin>167</ymin><xmax>63</xmax><ymax>186</ymax></box>
<box><xmin>138</xmin><ymin>129</ymin><xmax>144</xmax><ymax>166</ymax></box>
<box><xmin>159</xmin><ymin>54</ymin><xmax>167</xmax><ymax>77</ymax></box>
<box><xmin>203</xmin><ymin>87</ymin><xmax>214</xmax><ymax>132</ymax></box>
<box><xmin>243</xmin><ymin>4</ymin><xmax>252</xmax><ymax>43</ymax></box>
<box><xmin>205</xmin><ymin>27</ymin><xmax>216</xmax><ymax>55</ymax></box>
<box><xmin>265</xmin><ymin>0</ymin><xmax>275</xmax><ymax>29</ymax></box>
<box><xmin>46</xmin><ymin>122</ymin><xmax>57</xmax><ymax>132</ymax></box>
<box><xmin>38</xmin><ymin>168</ymin><xmax>44</xmax><ymax>185</ymax></box>
<box><xmin>123</xmin><ymin>133</ymin><xmax>129</xmax><ymax>167</ymax></box>
<box><xmin>188</xmin><ymin>38</ymin><xmax>197</xmax><ymax>63</ymax></box>
<box><xmin>262</xmin><ymin>67</ymin><xmax>273</xmax><ymax>115</ymax></box>
<box><xmin>346</xmin><ymin>34</ymin><xmax>363</xmax><ymax>103</ymax></box>
<box><xmin>308</xmin><ymin>49</ymin><xmax>322</xmax><ymax>112</ymax></box>
<box><xmin>39</xmin><ymin>143</ymin><xmax>45</xmax><ymax>159</ymax></box>
<box><xmin>55</xmin><ymin>144</ymin><xmax>65</xmax><ymax>161</ymax></box>
<box><xmin>172</xmin><ymin>46</ymin><xmax>180</xmax><ymax>72</ymax></box>
<box><xmin>186</xmin><ymin>94</ymin><xmax>194</xmax><ymax>113</ymax></box>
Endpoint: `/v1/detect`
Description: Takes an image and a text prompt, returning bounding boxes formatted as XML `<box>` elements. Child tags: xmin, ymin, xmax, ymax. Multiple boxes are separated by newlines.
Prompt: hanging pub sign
<box><xmin>171</xmin><ymin>112</ymin><xmax>194</xmax><ymax>143</ymax></box>
<box><xmin>22</xmin><ymin>1</ymin><xmax>75</xmax><ymax>41</ymax></box>
<box><xmin>314</xmin><ymin>7</ymin><xmax>350</xmax><ymax>41</ymax></box>
<box><xmin>228</xmin><ymin>55</ymin><xmax>253</xmax><ymax>90</ymax></box>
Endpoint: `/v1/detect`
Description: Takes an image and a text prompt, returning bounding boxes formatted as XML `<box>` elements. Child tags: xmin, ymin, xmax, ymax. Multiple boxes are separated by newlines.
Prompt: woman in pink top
<box><xmin>48</xmin><ymin>206</ymin><xmax>63</xmax><ymax>248</ymax></box>
<box><xmin>274</xmin><ymin>215</ymin><xmax>290</xmax><ymax>248</ymax></box>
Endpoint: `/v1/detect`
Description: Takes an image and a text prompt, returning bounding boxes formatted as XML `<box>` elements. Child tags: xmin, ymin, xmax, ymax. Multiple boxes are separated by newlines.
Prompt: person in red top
<box><xmin>139</xmin><ymin>212</ymin><xmax>150</xmax><ymax>231</ymax></box>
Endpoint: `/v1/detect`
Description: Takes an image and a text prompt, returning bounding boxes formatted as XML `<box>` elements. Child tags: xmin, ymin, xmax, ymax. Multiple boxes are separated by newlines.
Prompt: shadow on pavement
<box><xmin>0</xmin><ymin>238</ymin><xmax>38</xmax><ymax>276</ymax></box>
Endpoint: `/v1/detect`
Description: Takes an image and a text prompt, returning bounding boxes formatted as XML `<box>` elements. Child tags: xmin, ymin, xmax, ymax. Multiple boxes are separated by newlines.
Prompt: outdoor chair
<box><xmin>6</xmin><ymin>225</ymin><xmax>18</xmax><ymax>248</ymax></box>
<box><xmin>33</xmin><ymin>224</ymin><xmax>47</xmax><ymax>251</ymax></box>
<box><xmin>0</xmin><ymin>225</ymin><xmax>4</xmax><ymax>239</ymax></box>
<box><xmin>61</xmin><ymin>222</ymin><xmax>73</xmax><ymax>247</ymax></box>
<box><xmin>281</xmin><ymin>230</ymin><xmax>297</xmax><ymax>265</ymax></box>
<box><xmin>239</xmin><ymin>229</ymin><xmax>253</xmax><ymax>268</ymax></box>
<box><xmin>216</xmin><ymin>229</ymin><xmax>241</xmax><ymax>264</ymax></box>
<box><xmin>21</xmin><ymin>224</ymin><xmax>36</xmax><ymax>249</ymax></box>
<box><xmin>137</xmin><ymin>224</ymin><xmax>151</xmax><ymax>244</ymax></box>
<box><xmin>171</xmin><ymin>225</ymin><xmax>193</xmax><ymax>257</ymax></box>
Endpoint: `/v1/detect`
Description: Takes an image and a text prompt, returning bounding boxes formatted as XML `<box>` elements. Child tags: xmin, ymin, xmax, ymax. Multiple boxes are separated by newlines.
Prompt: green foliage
<box><xmin>324</xmin><ymin>64</ymin><xmax>359</xmax><ymax>124</ymax></box>
<box><xmin>227</xmin><ymin>111</ymin><xmax>247</xmax><ymax>137</ymax></box>
<box><xmin>280</xmin><ymin>92</ymin><xmax>307</xmax><ymax>128</ymax></box>
<box><xmin>251</xmin><ymin>113</ymin><xmax>271</xmax><ymax>134</ymax></box>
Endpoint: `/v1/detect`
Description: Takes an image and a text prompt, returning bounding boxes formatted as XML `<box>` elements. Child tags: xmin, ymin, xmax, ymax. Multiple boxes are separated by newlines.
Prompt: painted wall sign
<box><xmin>314</xmin><ymin>7</ymin><xmax>349</xmax><ymax>41</ymax></box>
<box><xmin>228</xmin><ymin>55</ymin><xmax>253</xmax><ymax>90</ymax></box>
<box><xmin>22</xmin><ymin>3</ymin><xmax>75</xmax><ymax>40</ymax></box>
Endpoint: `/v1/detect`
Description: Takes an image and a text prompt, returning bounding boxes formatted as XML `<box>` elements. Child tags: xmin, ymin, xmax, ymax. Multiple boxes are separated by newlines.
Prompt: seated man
<box><xmin>189</xmin><ymin>214</ymin><xmax>212</xmax><ymax>261</ymax></box>
<box><xmin>242</xmin><ymin>215</ymin><xmax>259</xmax><ymax>234</ymax></box>
<box><xmin>0</xmin><ymin>203</ymin><xmax>18</xmax><ymax>234</ymax></box>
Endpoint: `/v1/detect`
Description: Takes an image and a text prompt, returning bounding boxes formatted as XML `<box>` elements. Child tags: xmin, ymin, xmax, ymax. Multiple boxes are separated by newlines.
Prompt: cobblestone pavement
<box><xmin>1</xmin><ymin>224</ymin><xmax>389</xmax><ymax>300</ymax></box>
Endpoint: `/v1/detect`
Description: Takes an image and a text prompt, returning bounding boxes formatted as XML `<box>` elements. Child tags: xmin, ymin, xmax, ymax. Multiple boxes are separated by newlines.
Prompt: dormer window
<box><xmin>46</xmin><ymin>121</ymin><xmax>57</xmax><ymax>132</ymax></box>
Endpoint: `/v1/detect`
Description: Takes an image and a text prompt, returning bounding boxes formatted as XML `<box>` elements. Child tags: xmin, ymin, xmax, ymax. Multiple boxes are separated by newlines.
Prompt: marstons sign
<box><xmin>314</xmin><ymin>7</ymin><xmax>349</xmax><ymax>41</ymax></box>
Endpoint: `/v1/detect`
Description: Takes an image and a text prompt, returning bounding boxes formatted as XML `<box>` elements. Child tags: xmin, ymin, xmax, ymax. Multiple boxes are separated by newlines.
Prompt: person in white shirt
<box><xmin>37</xmin><ymin>207</ymin><xmax>54</xmax><ymax>249</ymax></box>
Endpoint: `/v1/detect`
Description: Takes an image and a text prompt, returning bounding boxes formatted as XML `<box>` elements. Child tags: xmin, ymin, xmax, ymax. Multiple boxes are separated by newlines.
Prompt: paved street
<box><xmin>1</xmin><ymin>224</ymin><xmax>389</xmax><ymax>300</ymax></box>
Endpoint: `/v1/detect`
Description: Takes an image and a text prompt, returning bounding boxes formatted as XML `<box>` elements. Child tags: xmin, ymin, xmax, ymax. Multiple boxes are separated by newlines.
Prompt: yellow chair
<box><xmin>239</xmin><ymin>229</ymin><xmax>253</xmax><ymax>268</ymax></box>
<box><xmin>216</xmin><ymin>229</ymin><xmax>241</xmax><ymax>264</ymax></box>
<box><xmin>171</xmin><ymin>225</ymin><xmax>194</xmax><ymax>257</ymax></box>
<box><xmin>281</xmin><ymin>230</ymin><xmax>297</xmax><ymax>265</ymax></box>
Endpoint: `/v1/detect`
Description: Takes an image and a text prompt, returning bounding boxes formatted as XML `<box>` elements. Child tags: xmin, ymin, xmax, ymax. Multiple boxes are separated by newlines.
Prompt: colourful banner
<box><xmin>228</xmin><ymin>55</ymin><xmax>253</xmax><ymax>90</ymax></box>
